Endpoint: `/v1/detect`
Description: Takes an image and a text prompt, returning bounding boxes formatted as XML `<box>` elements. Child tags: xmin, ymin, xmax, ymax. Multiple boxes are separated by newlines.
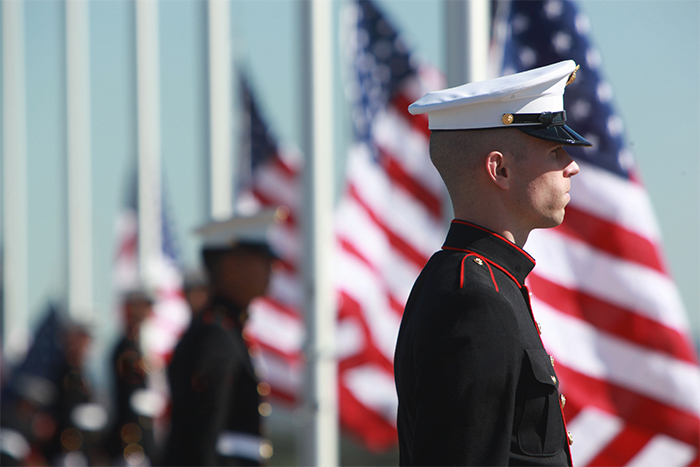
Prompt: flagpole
<box><xmin>66</xmin><ymin>0</ymin><xmax>93</xmax><ymax>322</ymax></box>
<box><xmin>445</xmin><ymin>0</ymin><xmax>490</xmax><ymax>86</ymax></box>
<box><xmin>442</xmin><ymin>0</ymin><xmax>489</xmax><ymax>224</ymax></box>
<box><xmin>300</xmin><ymin>0</ymin><xmax>338</xmax><ymax>465</ymax></box>
<box><xmin>135</xmin><ymin>0</ymin><xmax>162</xmax><ymax>289</ymax></box>
<box><xmin>2</xmin><ymin>0</ymin><xmax>29</xmax><ymax>363</ymax></box>
<box><xmin>208</xmin><ymin>0</ymin><xmax>236</xmax><ymax>219</ymax></box>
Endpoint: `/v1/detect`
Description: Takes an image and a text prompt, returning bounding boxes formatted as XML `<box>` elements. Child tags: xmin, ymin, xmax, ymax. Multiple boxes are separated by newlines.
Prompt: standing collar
<box><xmin>209</xmin><ymin>295</ymin><xmax>244</xmax><ymax>314</ymax></box>
<box><xmin>442</xmin><ymin>220</ymin><xmax>536</xmax><ymax>287</ymax></box>
<box><xmin>202</xmin><ymin>295</ymin><xmax>246</xmax><ymax>329</ymax></box>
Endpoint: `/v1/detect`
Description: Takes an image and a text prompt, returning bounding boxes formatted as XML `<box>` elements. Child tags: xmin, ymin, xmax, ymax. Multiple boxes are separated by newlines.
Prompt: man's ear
<box><xmin>485</xmin><ymin>151</ymin><xmax>510</xmax><ymax>189</ymax></box>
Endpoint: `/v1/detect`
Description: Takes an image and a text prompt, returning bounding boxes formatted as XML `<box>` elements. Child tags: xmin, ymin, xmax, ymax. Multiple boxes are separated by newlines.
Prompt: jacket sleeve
<box><xmin>410</xmin><ymin>287</ymin><xmax>523</xmax><ymax>466</ymax></box>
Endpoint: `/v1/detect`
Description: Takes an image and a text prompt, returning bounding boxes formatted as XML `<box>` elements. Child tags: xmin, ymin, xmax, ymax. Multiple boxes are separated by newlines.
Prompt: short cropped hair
<box><xmin>429</xmin><ymin>128</ymin><xmax>527</xmax><ymax>200</ymax></box>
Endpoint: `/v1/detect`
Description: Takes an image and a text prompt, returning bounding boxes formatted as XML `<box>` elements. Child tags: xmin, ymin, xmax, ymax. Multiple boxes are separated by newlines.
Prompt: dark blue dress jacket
<box><xmin>395</xmin><ymin>220</ymin><xmax>572</xmax><ymax>466</ymax></box>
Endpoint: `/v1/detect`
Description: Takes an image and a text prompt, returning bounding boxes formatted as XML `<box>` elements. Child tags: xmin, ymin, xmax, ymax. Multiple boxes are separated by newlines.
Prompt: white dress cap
<box><xmin>409</xmin><ymin>60</ymin><xmax>577</xmax><ymax>130</ymax></box>
<box><xmin>194</xmin><ymin>207</ymin><xmax>288</xmax><ymax>257</ymax></box>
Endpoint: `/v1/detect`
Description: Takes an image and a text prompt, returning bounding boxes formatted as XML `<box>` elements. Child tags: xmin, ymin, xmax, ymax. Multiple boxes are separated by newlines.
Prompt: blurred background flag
<box><xmin>1</xmin><ymin>304</ymin><xmax>66</xmax><ymax>406</ymax></box>
<box><xmin>493</xmin><ymin>1</ymin><xmax>700</xmax><ymax>465</ymax></box>
<box><xmin>112</xmin><ymin>166</ymin><xmax>191</xmax><ymax>445</ymax></box>
<box><xmin>238</xmin><ymin>0</ymin><xmax>453</xmax><ymax>446</ymax></box>
<box><xmin>113</xmin><ymin>169</ymin><xmax>190</xmax><ymax>366</ymax></box>
<box><xmin>333</xmin><ymin>0</ymin><xmax>448</xmax><ymax>450</ymax></box>
<box><xmin>237</xmin><ymin>75</ymin><xmax>306</xmax><ymax>405</ymax></box>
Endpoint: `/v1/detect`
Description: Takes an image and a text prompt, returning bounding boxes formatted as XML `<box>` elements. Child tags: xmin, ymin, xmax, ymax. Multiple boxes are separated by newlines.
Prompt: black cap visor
<box><xmin>518</xmin><ymin>123</ymin><xmax>592</xmax><ymax>147</ymax></box>
<box><xmin>203</xmin><ymin>241</ymin><xmax>280</xmax><ymax>261</ymax></box>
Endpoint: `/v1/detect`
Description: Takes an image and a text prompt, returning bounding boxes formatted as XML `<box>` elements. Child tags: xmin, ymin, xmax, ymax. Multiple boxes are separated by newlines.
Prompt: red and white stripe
<box><xmin>242</xmin><ymin>61</ymin><xmax>448</xmax><ymax>449</ymax></box>
<box><xmin>332</xmin><ymin>67</ymin><xmax>447</xmax><ymax>449</ymax></box>
<box><xmin>113</xmin><ymin>209</ymin><xmax>140</xmax><ymax>295</ymax></box>
<box><xmin>139</xmin><ymin>255</ymin><xmax>191</xmax><ymax>365</ymax></box>
<box><xmin>112</xmin><ymin>201</ymin><xmax>191</xmax><ymax>441</ymax></box>
<box><xmin>114</xmin><ymin>192</ymin><xmax>193</xmax><ymax>357</ymax></box>
<box><xmin>243</xmin><ymin>146</ymin><xmax>306</xmax><ymax>404</ymax></box>
<box><xmin>113</xmin><ymin>208</ymin><xmax>190</xmax><ymax>366</ymax></box>
<box><xmin>525</xmin><ymin>160</ymin><xmax>700</xmax><ymax>466</ymax></box>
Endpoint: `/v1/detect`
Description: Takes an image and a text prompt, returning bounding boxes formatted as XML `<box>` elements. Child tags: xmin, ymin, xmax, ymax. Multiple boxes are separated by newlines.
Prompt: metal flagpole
<box><xmin>135</xmin><ymin>0</ymin><xmax>162</xmax><ymax>289</ymax></box>
<box><xmin>300</xmin><ymin>0</ymin><xmax>338</xmax><ymax>465</ymax></box>
<box><xmin>2</xmin><ymin>0</ymin><xmax>29</xmax><ymax>364</ymax></box>
<box><xmin>443</xmin><ymin>0</ymin><xmax>490</xmax><ymax>224</ymax></box>
<box><xmin>208</xmin><ymin>0</ymin><xmax>236</xmax><ymax>219</ymax></box>
<box><xmin>445</xmin><ymin>0</ymin><xmax>490</xmax><ymax>87</ymax></box>
<box><xmin>66</xmin><ymin>0</ymin><xmax>93</xmax><ymax>322</ymax></box>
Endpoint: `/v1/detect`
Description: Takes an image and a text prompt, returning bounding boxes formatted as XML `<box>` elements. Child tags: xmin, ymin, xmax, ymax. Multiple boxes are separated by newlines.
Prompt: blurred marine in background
<box><xmin>161</xmin><ymin>210</ymin><xmax>279</xmax><ymax>466</ymax></box>
<box><xmin>106</xmin><ymin>289</ymin><xmax>157</xmax><ymax>466</ymax></box>
<box><xmin>0</xmin><ymin>307</ymin><xmax>109</xmax><ymax>466</ymax></box>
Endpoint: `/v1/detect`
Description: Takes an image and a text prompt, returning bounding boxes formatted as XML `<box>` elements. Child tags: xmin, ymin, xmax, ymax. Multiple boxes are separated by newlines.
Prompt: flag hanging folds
<box><xmin>113</xmin><ymin>178</ymin><xmax>140</xmax><ymax>301</ymax></box>
<box><xmin>335</xmin><ymin>0</ymin><xmax>447</xmax><ymax>450</ymax></box>
<box><xmin>238</xmin><ymin>2</ymin><xmax>450</xmax><ymax>443</ymax></box>
<box><xmin>112</xmin><ymin>169</ymin><xmax>191</xmax><ymax>440</ymax></box>
<box><xmin>494</xmin><ymin>1</ymin><xmax>700</xmax><ymax>466</ymax></box>
<box><xmin>113</xmin><ymin>171</ymin><xmax>190</xmax><ymax>367</ymax></box>
<box><xmin>0</xmin><ymin>305</ymin><xmax>66</xmax><ymax>463</ymax></box>
<box><xmin>140</xmin><ymin>186</ymin><xmax>191</xmax><ymax>365</ymax></box>
<box><xmin>237</xmin><ymin>76</ymin><xmax>306</xmax><ymax>405</ymax></box>
<box><xmin>1</xmin><ymin>305</ymin><xmax>66</xmax><ymax>406</ymax></box>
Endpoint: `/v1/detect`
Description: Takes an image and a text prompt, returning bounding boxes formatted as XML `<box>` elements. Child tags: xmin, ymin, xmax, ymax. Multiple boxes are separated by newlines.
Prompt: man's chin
<box><xmin>535</xmin><ymin>212</ymin><xmax>566</xmax><ymax>230</ymax></box>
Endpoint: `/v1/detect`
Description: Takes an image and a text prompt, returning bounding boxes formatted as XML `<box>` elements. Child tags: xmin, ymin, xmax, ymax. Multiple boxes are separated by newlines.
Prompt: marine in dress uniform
<box><xmin>394</xmin><ymin>61</ymin><xmax>591</xmax><ymax>466</ymax></box>
<box><xmin>1</xmin><ymin>312</ymin><xmax>106</xmax><ymax>466</ymax></box>
<box><xmin>43</xmin><ymin>323</ymin><xmax>106</xmax><ymax>466</ymax></box>
<box><xmin>107</xmin><ymin>289</ymin><xmax>156</xmax><ymax>466</ymax></box>
<box><xmin>162</xmin><ymin>210</ymin><xmax>280</xmax><ymax>467</ymax></box>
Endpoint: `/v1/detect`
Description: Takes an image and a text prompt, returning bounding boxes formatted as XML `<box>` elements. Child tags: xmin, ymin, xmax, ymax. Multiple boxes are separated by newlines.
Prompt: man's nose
<box><xmin>566</xmin><ymin>159</ymin><xmax>580</xmax><ymax>177</ymax></box>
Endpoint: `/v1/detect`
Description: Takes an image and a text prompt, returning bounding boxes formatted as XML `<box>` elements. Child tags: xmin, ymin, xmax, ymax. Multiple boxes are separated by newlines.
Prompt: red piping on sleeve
<box><xmin>459</xmin><ymin>252</ymin><xmax>499</xmax><ymax>292</ymax></box>
<box><xmin>460</xmin><ymin>255</ymin><xmax>467</xmax><ymax>289</ymax></box>
<box><xmin>445</xmin><ymin>246</ymin><xmax>521</xmax><ymax>288</ymax></box>
<box><xmin>485</xmin><ymin>260</ymin><xmax>498</xmax><ymax>292</ymax></box>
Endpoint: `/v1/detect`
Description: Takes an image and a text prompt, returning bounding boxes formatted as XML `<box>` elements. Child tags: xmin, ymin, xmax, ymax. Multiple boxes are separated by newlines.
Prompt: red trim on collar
<box><xmin>451</xmin><ymin>219</ymin><xmax>536</xmax><ymax>265</ymax></box>
<box><xmin>445</xmin><ymin>246</ymin><xmax>523</xmax><ymax>289</ymax></box>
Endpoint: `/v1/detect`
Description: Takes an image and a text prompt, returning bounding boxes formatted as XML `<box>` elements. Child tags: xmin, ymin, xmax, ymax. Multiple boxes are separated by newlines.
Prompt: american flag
<box><xmin>113</xmin><ymin>170</ymin><xmax>190</xmax><ymax>405</ymax></box>
<box><xmin>237</xmin><ymin>75</ymin><xmax>306</xmax><ymax>405</ymax></box>
<box><xmin>112</xmin><ymin>171</ymin><xmax>192</xmax><ymax>451</ymax></box>
<box><xmin>334</xmin><ymin>0</ymin><xmax>447</xmax><ymax>449</ymax></box>
<box><xmin>240</xmin><ymin>0</ymin><xmax>448</xmax><ymax>447</ymax></box>
<box><xmin>494</xmin><ymin>1</ymin><xmax>700</xmax><ymax>465</ymax></box>
<box><xmin>2</xmin><ymin>304</ymin><xmax>65</xmax><ymax>404</ymax></box>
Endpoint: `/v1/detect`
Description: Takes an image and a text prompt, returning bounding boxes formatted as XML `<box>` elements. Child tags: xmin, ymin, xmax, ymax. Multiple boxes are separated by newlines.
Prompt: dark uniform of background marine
<box><xmin>106</xmin><ymin>290</ymin><xmax>156</xmax><ymax>465</ymax></box>
<box><xmin>163</xmin><ymin>296</ymin><xmax>262</xmax><ymax>466</ymax></box>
